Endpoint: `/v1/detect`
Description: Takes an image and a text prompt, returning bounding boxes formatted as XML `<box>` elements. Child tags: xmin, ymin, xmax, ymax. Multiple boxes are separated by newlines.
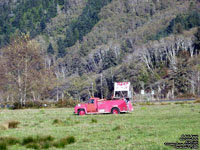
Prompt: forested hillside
<box><xmin>0</xmin><ymin>0</ymin><xmax>200</xmax><ymax>104</ymax></box>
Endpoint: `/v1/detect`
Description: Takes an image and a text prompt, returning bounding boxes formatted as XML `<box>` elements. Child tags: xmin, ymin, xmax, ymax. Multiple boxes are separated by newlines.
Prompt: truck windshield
<box><xmin>88</xmin><ymin>99</ymin><xmax>94</xmax><ymax>104</ymax></box>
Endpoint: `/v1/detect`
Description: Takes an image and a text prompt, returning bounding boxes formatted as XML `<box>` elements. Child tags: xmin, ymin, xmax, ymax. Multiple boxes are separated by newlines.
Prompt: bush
<box><xmin>22</xmin><ymin>136</ymin><xmax>35</xmax><ymax>145</ymax></box>
<box><xmin>22</xmin><ymin>135</ymin><xmax>55</xmax><ymax>149</ymax></box>
<box><xmin>38</xmin><ymin>135</ymin><xmax>54</xmax><ymax>142</ymax></box>
<box><xmin>91</xmin><ymin>118</ymin><xmax>97</xmax><ymax>123</ymax></box>
<box><xmin>0</xmin><ymin>137</ymin><xmax>19</xmax><ymax>145</ymax></box>
<box><xmin>0</xmin><ymin>142</ymin><xmax>7</xmax><ymax>150</ymax></box>
<box><xmin>12</xmin><ymin>100</ymin><xmax>53</xmax><ymax>109</ymax></box>
<box><xmin>177</xmin><ymin>93</ymin><xmax>196</xmax><ymax>99</ymax></box>
<box><xmin>0</xmin><ymin>135</ymin><xmax>75</xmax><ymax>149</ymax></box>
<box><xmin>25</xmin><ymin>101</ymin><xmax>43</xmax><ymax>108</ymax></box>
<box><xmin>53</xmin><ymin>119</ymin><xmax>63</xmax><ymax>125</ymax></box>
<box><xmin>26</xmin><ymin>143</ymin><xmax>40</xmax><ymax>149</ymax></box>
<box><xmin>12</xmin><ymin>101</ymin><xmax>22</xmax><ymax>109</ymax></box>
<box><xmin>54</xmin><ymin>136</ymin><xmax>76</xmax><ymax>148</ymax></box>
<box><xmin>41</xmin><ymin>142</ymin><xmax>51</xmax><ymax>149</ymax></box>
<box><xmin>56</xmin><ymin>99</ymin><xmax>79</xmax><ymax>108</ymax></box>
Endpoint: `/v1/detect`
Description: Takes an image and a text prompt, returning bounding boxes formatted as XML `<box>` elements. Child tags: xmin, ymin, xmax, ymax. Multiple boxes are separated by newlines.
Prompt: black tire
<box><xmin>111</xmin><ymin>107</ymin><xmax>120</xmax><ymax>114</ymax></box>
<box><xmin>78</xmin><ymin>109</ymin><xmax>85</xmax><ymax>115</ymax></box>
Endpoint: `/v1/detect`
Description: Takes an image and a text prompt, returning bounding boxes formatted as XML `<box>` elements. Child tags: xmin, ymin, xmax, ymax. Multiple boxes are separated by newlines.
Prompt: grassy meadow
<box><xmin>0</xmin><ymin>103</ymin><xmax>199</xmax><ymax>150</ymax></box>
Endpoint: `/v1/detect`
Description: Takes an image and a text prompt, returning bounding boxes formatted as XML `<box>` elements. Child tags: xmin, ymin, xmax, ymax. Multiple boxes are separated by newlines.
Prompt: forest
<box><xmin>0</xmin><ymin>0</ymin><xmax>200</xmax><ymax>107</ymax></box>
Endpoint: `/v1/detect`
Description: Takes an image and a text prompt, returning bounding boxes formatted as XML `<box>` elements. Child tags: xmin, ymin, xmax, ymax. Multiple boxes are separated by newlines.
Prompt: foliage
<box><xmin>64</xmin><ymin>0</ymin><xmax>113</xmax><ymax>48</ymax></box>
<box><xmin>0</xmin><ymin>142</ymin><xmax>7</xmax><ymax>150</ymax></box>
<box><xmin>194</xmin><ymin>27</ymin><xmax>200</xmax><ymax>53</ymax></box>
<box><xmin>0</xmin><ymin>35</ymin><xmax>56</xmax><ymax>104</ymax></box>
<box><xmin>102</xmin><ymin>50</ymin><xmax>118</xmax><ymax>70</ymax></box>
<box><xmin>22</xmin><ymin>135</ymin><xmax>73</xmax><ymax>149</ymax></box>
<box><xmin>47</xmin><ymin>43</ymin><xmax>54</xmax><ymax>55</ymax></box>
<box><xmin>149</xmin><ymin>11</ymin><xmax>200</xmax><ymax>40</ymax></box>
<box><xmin>0</xmin><ymin>0</ymin><xmax>62</xmax><ymax>47</ymax></box>
<box><xmin>57</xmin><ymin>38</ymin><xmax>66</xmax><ymax>57</ymax></box>
<box><xmin>53</xmin><ymin>136</ymin><xmax>75</xmax><ymax>148</ymax></box>
<box><xmin>55</xmin><ymin>99</ymin><xmax>79</xmax><ymax>108</ymax></box>
<box><xmin>91</xmin><ymin>118</ymin><xmax>97</xmax><ymax>123</ymax></box>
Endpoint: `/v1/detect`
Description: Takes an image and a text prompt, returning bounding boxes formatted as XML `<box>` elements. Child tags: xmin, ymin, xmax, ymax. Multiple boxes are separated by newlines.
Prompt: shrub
<box><xmin>26</xmin><ymin>143</ymin><xmax>40</xmax><ymax>149</ymax></box>
<box><xmin>38</xmin><ymin>135</ymin><xmax>54</xmax><ymax>142</ymax></box>
<box><xmin>12</xmin><ymin>101</ymin><xmax>22</xmax><ymax>109</ymax></box>
<box><xmin>25</xmin><ymin>101</ymin><xmax>42</xmax><ymax>108</ymax></box>
<box><xmin>53</xmin><ymin>136</ymin><xmax>76</xmax><ymax>148</ymax></box>
<box><xmin>22</xmin><ymin>136</ymin><xmax>35</xmax><ymax>145</ymax></box>
<box><xmin>177</xmin><ymin>93</ymin><xmax>196</xmax><ymax>99</ymax></box>
<box><xmin>64</xmin><ymin>136</ymin><xmax>76</xmax><ymax>144</ymax></box>
<box><xmin>175</xmin><ymin>102</ymin><xmax>187</xmax><ymax>105</ymax></box>
<box><xmin>41</xmin><ymin>142</ymin><xmax>51</xmax><ymax>149</ymax></box>
<box><xmin>53</xmin><ymin>119</ymin><xmax>63</xmax><ymax>125</ymax></box>
<box><xmin>56</xmin><ymin>99</ymin><xmax>79</xmax><ymax>108</ymax></box>
<box><xmin>0</xmin><ymin>142</ymin><xmax>7</xmax><ymax>150</ymax></box>
<box><xmin>8</xmin><ymin>121</ymin><xmax>20</xmax><ymax>129</ymax></box>
<box><xmin>0</xmin><ymin>137</ymin><xmax>19</xmax><ymax>145</ymax></box>
<box><xmin>12</xmin><ymin>100</ymin><xmax>52</xmax><ymax>109</ymax></box>
<box><xmin>91</xmin><ymin>118</ymin><xmax>97</xmax><ymax>123</ymax></box>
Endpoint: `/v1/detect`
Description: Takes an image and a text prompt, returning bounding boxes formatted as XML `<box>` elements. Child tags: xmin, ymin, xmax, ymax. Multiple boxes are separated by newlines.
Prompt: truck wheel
<box><xmin>111</xmin><ymin>108</ymin><xmax>120</xmax><ymax>114</ymax></box>
<box><xmin>78</xmin><ymin>110</ymin><xmax>85</xmax><ymax>116</ymax></box>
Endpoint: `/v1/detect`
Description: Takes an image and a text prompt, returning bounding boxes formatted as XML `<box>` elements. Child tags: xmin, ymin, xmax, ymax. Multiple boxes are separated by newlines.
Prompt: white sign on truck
<box><xmin>114</xmin><ymin>82</ymin><xmax>132</xmax><ymax>98</ymax></box>
<box><xmin>114</xmin><ymin>82</ymin><xmax>130</xmax><ymax>91</ymax></box>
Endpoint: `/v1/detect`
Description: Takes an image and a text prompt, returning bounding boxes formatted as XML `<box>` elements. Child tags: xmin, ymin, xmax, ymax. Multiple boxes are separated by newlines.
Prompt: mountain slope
<box><xmin>0</xmin><ymin>0</ymin><xmax>200</xmax><ymax>101</ymax></box>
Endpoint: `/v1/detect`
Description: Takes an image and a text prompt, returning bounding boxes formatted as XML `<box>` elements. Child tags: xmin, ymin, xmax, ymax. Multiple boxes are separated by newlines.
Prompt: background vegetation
<box><xmin>0</xmin><ymin>0</ymin><xmax>200</xmax><ymax>103</ymax></box>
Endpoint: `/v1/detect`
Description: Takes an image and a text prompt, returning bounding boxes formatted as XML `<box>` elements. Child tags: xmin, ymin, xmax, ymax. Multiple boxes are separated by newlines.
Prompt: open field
<box><xmin>0</xmin><ymin>103</ymin><xmax>199</xmax><ymax>150</ymax></box>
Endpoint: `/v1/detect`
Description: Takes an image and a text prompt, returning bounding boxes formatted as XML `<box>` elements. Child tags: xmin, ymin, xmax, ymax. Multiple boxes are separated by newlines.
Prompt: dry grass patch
<box><xmin>0</xmin><ymin>121</ymin><xmax>20</xmax><ymax>130</ymax></box>
<box><xmin>0</xmin><ymin>124</ymin><xmax>8</xmax><ymax>130</ymax></box>
<box><xmin>8</xmin><ymin>121</ymin><xmax>20</xmax><ymax>128</ymax></box>
<box><xmin>194</xmin><ymin>99</ymin><xmax>200</xmax><ymax>103</ymax></box>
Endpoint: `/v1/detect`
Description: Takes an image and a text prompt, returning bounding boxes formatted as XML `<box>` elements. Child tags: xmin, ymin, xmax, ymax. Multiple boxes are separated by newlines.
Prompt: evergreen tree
<box><xmin>47</xmin><ymin>43</ymin><xmax>54</xmax><ymax>54</ymax></box>
<box><xmin>40</xmin><ymin>19</ymin><xmax>46</xmax><ymax>31</ymax></box>
<box><xmin>194</xmin><ymin>27</ymin><xmax>200</xmax><ymax>54</ymax></box>
<box><xmin>57</xmin><ymin>38</ymin><xmax>66</xmax><ymax>57</ymax></box>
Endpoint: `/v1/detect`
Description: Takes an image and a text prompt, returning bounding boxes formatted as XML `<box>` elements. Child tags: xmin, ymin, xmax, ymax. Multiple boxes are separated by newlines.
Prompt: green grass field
<box><xmin>0</xmin><ymin>103</ymin><xmax>199</xmax><ymax>150</ymax></box>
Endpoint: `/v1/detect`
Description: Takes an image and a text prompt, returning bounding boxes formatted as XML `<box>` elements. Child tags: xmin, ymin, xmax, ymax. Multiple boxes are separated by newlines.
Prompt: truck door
<box><xmin>87</xmin><ymin>99</ymin><xmax>97</xmax><ymax>112</ymax></box>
